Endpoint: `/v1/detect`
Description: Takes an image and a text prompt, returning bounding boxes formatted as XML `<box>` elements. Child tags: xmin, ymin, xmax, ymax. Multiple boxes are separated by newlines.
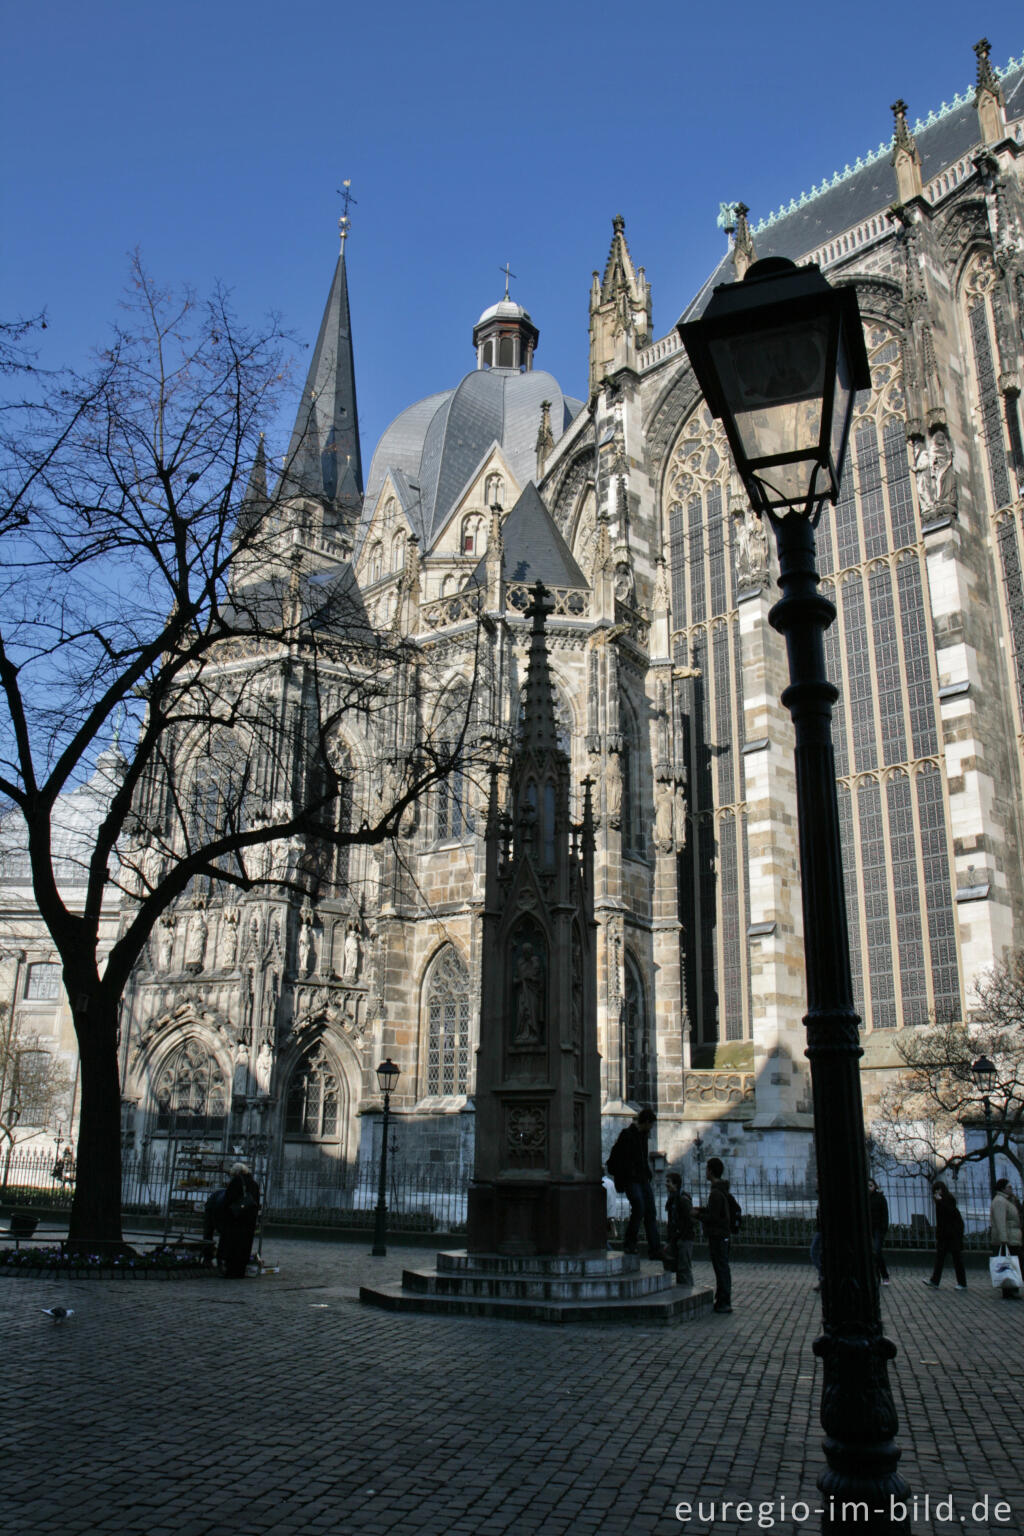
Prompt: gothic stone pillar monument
<box><xmin>466</xmin><ymin>584</ymin><xmax>606</xmax><ymax>1256</ymax></box>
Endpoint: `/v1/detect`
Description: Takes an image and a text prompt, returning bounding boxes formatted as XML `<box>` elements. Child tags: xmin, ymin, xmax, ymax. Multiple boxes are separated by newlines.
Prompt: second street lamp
<box><xmin>371</xmin><ymin>1057</ymin><xmax>400</xmax><ymax>1257</ymax></box>
<box><xmin>680</xmin><ymin>257</ymin><xmax>910</xmax><ymax>1531</ymax></box>
<box><xmin>971</xmin><ymin>1054</ymin><xmax>999</xmax><ymax>1198</ymax></box>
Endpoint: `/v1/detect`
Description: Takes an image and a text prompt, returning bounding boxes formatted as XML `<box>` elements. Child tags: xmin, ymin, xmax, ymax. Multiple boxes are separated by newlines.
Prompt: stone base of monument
<box><xmin>359</xmin><ymin>1249</ymin><xmax>714</xmax><ymax>1324</ymax></box>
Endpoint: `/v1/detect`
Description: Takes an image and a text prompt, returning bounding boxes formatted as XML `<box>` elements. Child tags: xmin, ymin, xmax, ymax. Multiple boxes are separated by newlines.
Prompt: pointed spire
<box><xmin>588</xmin><ymin>215</ymin><xmax>652</xmax><ymax>394</ymax></box>
<box><xmin>521</xmin><ymin>583</ymin><xmax>560</xmax><ymax>757</ymax></box>
<box><xmin>890</xmin><ymin>100</ymin><xmax>923</xmax><ymax>202</ymax></box>
<box><xmin>974</xmin><ymin>38</ymin><xmax>1006</xmax><ymax>143</ymax></box>
<box><xmin>731</xmin><ymin>203</ymin><xmax>756</xmax><ymax>280</ymax></box>
<box><xmin>234</xmin><ymin>434</ymin><xmax>269</xmax><ymax>543</ymax></box>
<box><xmin>535</xmin><ymin>399</ymin><xmax>555</xmax><ymax>480</ymax></box>
<box><xmin>279</xmin><ymin>240</ymin><xmax>363</xmax><ymax>521</ymax></box>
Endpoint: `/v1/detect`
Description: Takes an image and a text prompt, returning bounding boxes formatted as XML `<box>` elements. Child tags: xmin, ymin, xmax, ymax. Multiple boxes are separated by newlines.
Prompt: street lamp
<box><xmin>971</xmin><ymin>1054</ymin><xmax>999</xmax><ymax>1198</ymax></box>
<box><xmin>371</xmin><ymin>1057</ymin><xmax>400</xmax><ymax>1257</ymax></box>
<box><xmin>680</xmin><ymin>257</ymin><xmax>911</xmax><ymax>1530</ymax></box>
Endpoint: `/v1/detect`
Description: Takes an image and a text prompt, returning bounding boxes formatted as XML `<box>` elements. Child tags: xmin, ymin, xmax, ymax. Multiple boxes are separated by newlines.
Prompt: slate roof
<box><xmin>224</xmin><ymin>562</ymin><xmax>373</xmax><ymax>641</ymax></box>
<box><xmin>360</xmin><ymin>367</ymin><xmax>584</xmax><ymax>556</ymax></box>
<box><xmin>680</xmin><ymin>59</ymin><xmax>1024</xmax><ymax>322</ymax></box>
<box><xmin>468</xmin><ymin>481</ymin><xmax>588</xmax><ymax>591</ymax></box>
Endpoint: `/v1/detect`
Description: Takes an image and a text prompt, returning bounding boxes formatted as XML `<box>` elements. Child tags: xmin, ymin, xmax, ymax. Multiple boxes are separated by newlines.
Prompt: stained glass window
<box><xmin>285</xmin><ymin>1045</ymin><xmax>340</xmax><ymax>1137</ymax></box>
<box><xmin>425</xmin><ymin>946</ymin><xmax>471</xmax><ymax>1095</ymax></box>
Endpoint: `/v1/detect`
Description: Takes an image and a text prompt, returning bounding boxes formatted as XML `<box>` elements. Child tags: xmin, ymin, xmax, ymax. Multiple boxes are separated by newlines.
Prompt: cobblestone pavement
<box><xmin>2</xmin><ymin>1239</ymin><xmax>1021</xmax><ymax>1535</ymax></box>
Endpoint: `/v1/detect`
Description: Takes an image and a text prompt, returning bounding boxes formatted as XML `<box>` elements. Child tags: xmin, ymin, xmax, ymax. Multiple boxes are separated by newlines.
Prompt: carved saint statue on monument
<box><xmin>512</xmin><ymin>942</ymin><xmax>544</xmax><ymax>1046</ymax></box>
<box><xmin>219</xmin><ymin>908</ymin><xmax>238</xmax><ymax>968</ymax></box>
<box><xmin>654</xmin><ymin>780</ymin><xmax>674</xmax><ymax>853</ymax></box>
<box><xmin>255</xmin><ymin>1039</ymin><xmax>274</xmax><ymax>1096</ymax></box>
<box><xmin>157</xmin><ymin>916</ymin><xmax>175</xmax><ymax>972</ymax></box>
<box><xmin>605</xmin><ymin>752</ymin><xmax>622</xmax><ymax>828</ymax></box>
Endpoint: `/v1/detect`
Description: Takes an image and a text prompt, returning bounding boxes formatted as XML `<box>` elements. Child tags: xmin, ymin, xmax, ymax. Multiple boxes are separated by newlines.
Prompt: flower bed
<box><xmin>0</xmin><ymin>1244</ymin><xmax>214</xmax><ymax>1277</ymax></box>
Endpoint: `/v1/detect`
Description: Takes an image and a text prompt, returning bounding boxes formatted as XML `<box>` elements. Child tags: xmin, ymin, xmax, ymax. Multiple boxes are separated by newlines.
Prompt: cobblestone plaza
<box><xmin>3</xmin><ymin>1241</ymin><xmax>1021</xmax><ymax>1534</ymax></box>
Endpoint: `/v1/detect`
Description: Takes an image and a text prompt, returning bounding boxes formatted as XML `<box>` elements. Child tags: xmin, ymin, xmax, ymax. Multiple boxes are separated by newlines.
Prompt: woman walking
<box><xmin>990</xmin><ymin>1177</ymin><xmax>1023</xmax><ymax>1301</ymax></box>
<box><xmin>868</xmin><ymin>1178</ymin><xmax>890</xmax><ymax>1285</ymax></box>
<box><xmin>922</xmin><ymin>1181</ymin><xmax>966</xmax><ymax>1290</ymax></box>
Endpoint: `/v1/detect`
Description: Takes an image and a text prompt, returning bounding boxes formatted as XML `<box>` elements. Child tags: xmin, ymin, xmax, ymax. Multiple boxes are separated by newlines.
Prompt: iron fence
<box><xmin>0</xmin><ymin>1148</ymin><xmax>1011</xmax><ymax>1249</ymax></box>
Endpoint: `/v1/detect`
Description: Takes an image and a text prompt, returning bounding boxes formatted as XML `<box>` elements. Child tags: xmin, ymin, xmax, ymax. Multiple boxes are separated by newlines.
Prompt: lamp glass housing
<box><xmin>678</xmin><ymin>258</ymin><xmax>870</xmax><ymax>519</ymax></box>
<box><xmin>971</xmin><ymin>1055</ymin><xmax>997</xmax><ymax>1094</ymax></box>
<box><xmin>376</xmin><ymin>1057</ymin><xmax>400</xmax><ymax>1095</ymax></box>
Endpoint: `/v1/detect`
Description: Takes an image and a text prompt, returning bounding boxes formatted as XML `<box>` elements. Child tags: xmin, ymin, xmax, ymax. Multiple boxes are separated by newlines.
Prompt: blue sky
<box><xmin>4</xmin><ymin>2</ymin><xmax>1021</xmax><ymax>470</ymax></box>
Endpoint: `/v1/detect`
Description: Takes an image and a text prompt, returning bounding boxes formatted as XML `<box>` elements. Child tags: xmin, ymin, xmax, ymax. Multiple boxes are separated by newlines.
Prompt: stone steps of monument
<box><xmin>433</xmin><ymin>1249</ymin><xmax>647</xmax><ymax>1279</ymax></box>
<box><xmin>400</xmin><ymin>1262</ymin><xmax>673</xmax><ymax>1301</ymax></box>
<box><xmin>358</xmin><ymin>1279</ymin><xmax>715</xmax><ymax>1325</ymax></box>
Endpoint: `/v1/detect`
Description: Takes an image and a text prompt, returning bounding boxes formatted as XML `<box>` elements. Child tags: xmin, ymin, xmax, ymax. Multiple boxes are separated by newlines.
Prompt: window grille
<box><xmin>424</xmin><ymin>946</ymin><xmax>471</xmax><ymax>1095</ymax></box>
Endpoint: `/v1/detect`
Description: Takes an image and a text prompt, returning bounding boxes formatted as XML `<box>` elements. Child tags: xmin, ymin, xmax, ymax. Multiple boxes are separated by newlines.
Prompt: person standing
<box><xmin>922</xmin><ymin>1181</ymin><xmax>966</xmax><ymax>1290</ymax></box>
<box><xmin>665</xmin><ymin>1172</ymin><xmax>695</xmax><ymax>1287</ymax></box>
<box><xmin>219</xmin><ymin>1162</ymin><xmax>261</xmax><ymax>1279</ymax></box>
<box><xmin>990</xmin><ymin>1177</ymin><xmax>1023</xmax><ymax>1301</ymax></box>
<box><xmin>868</xmin><ymin>1178</ymin><xmax>890</xmax><ymax>1285</ymax></box>
<box><xmin>697</xmin><ymin>1156</ymin><xmax>733</xmax><ymax>1314</ymax></box>
<box><xmin>607</xmin><ymin>1107</ymin><xmax>663</xmax><ymax>1260</ymax></box>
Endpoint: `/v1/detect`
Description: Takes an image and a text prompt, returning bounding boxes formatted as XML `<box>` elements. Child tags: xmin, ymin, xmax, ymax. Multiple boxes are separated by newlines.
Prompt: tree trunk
<box><xmin>66</xmin><ymin>996</ymin><xmax>124</xmax><ymax>1255</ymax></box>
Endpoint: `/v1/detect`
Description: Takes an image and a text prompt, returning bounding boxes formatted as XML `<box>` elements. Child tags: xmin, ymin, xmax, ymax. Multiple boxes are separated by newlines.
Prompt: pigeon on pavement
<box><xmin>41</xmin><ymin>1307</ymin><xmax>75</xmax><ymax>1322</ymax></box>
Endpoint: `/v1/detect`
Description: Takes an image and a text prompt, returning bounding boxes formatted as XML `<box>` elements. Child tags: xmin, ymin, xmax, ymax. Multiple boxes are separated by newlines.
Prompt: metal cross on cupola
<box><xmin>499</xmin><ymin>261</ymin><xmax>517</xmax><ymax>300</ymax></box>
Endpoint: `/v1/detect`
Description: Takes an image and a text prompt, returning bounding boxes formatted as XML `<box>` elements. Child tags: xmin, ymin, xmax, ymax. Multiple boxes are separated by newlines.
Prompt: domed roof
<box><xmin>475</xmin><ymin>298</ymin><xmax>534</xmax><ymax>328</ymax></box>
<box><xmin>363</xmin><ymin>365</ymin><xmax>584</xmax><ymax>552</ymax></box>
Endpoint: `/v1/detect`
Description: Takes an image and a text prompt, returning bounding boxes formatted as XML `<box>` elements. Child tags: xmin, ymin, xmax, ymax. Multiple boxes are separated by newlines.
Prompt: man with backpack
<box><xmin>697</xmin><ymin>1155</ymin><xmax>736</xmax><ymax>1313</ymax></box>
<box><xmin>606</xmin><ymin>1107</ymin><xmax>664</xmax><ymax>1260</ymax></box>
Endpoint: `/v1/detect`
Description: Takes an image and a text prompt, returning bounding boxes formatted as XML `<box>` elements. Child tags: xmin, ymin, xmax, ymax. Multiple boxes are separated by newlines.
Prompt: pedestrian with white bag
<box><xmin>989</xmin><ymin>1177</ymin><xmax>1023</xmax><ymax>1301</ymax></box>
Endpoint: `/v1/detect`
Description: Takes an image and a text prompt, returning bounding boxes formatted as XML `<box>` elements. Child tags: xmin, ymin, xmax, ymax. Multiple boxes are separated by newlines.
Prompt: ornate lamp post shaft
<box><xmin>770</xmin><ymin>513</ymin><xmax>908</xmax><ymax>1528</ymax></box>
<box><xmin>371</xmin><ymin>1058</ymin><xmax>400</xmax><ymax>1257</ymax></box>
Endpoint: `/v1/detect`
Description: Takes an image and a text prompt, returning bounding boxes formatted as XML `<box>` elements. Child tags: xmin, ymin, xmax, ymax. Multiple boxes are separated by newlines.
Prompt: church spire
<box><xmin>520</xmin><ymin>583</ymin><xmax>561</xmax><ymax>758</ymax></box>
<box><xmin>588</xmin><ymin>215</ymin><xmax>652</xmax><ymax>395</ymax></box>
<box><xmin>279</xmin><ymin>227</ymin><xmax>363</xmax><ymax>528</ymax></box>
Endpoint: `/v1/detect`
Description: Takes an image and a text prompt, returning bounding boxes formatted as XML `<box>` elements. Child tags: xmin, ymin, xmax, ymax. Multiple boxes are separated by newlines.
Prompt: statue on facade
<box><xmin>673</xmin><ymin>780</ymin><xmax>688</xmax><ymax>852</ymax></box>
<box><xmin>605</xmin><ymin>752</ymin><xmax>622</xmax><ymax>828</ymax></box>
<box><xmin>930</xmin><ymin>426</ymin><xmax>957</xmax><ymax>515</ymax></box>
<box><xmin>613</xmin><ymin>559</ymin><xmax>635</xmax><ymax>606</ymax></box>
<box><xmin>157</xmin><ymin>916</ymin><xmax>175</xmax><ymax>972</ymax></box>
<box><xmin>219</xmin><ymin>907</ymin><xmax>239</xmax><ymax>968</ymax></box>
<box><xmin>343</xmin><ymin>925</ymin><xmax>361</xmax><ymax>981</ymax></box>
<box><xmin>184</xmin><ymin>907</ymin><xmax>208</xmax><ymax>973</ymax></box>
<box><xmin>232</xmin><ymin>1044</ymin><xmax>251</xmax><ymax>1098</ymax></box>
<box><xmin>297</xmin><ymin>910</ymin><xmax>315</xmax><ymax>976</ymax></box>
<box><xmin>512</xmin><ymin>942</ymin><xmax>544</xmax><ymax>1045</ymax></box>
<box><xmin>254</xmin><ymin>1039</ymin><xmax>274</xmax><ymax>1096</ymax></box>
<box><xmin>655</xmin><ymin>780</ymin><xmax>674</xmax><ymax>853</ymax></box>
<box><xmin>734</xmin><ymin>505</ymin><xmax>769</xmax><ymax>586</ymax></box>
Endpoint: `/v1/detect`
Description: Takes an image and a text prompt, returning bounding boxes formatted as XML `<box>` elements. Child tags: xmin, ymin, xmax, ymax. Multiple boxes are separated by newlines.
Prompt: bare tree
<box><xmin>872</xmin><ymin>961</ymin><xmax>1024</xmax><ymax>1179</ymax></box>
<box><xmin>0</xmin><ymin>1002</ymin><xmax>73</xmax><ymax>1151</ymax></box>
<box><xmin>0</xmin><ymin>258</ymin><xmax>484</xmax><ymax>1251</ymax></box>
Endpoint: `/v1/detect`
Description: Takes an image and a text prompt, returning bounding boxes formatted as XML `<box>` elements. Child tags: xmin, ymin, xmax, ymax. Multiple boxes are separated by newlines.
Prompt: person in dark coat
<box><xmin>922</xmin><ymin>1181</ymin><xmax>966</xmax><ymax>1290</ymax></box>
<box><xmin>610</xmin><ymin>1107</ymin><xmax>663</xmax><ymax>1260</ymax></box>
<box><xmin>202</xmin><ymin>1186</ymin><xmax>227</xmax><ymax>1266</ymax></box>
<box><xmin>696</xmin><ymin>1156</ymin><xmax>734</xmax><ymax>1314</ymax></box>
<box><xmin>219</xmin><ymin>1162</ymin><xmax>260</xmax><ymax>1278</ymax></box>
<box><xmin>665</xmin><ymin>1172</ymin><xmax>695</xmax><ymax>1287</ymax></box>
<box><xmin>868</xmin><ymin>1178</ymin><xmax>890</xmax><ymax>1284</ymax></box>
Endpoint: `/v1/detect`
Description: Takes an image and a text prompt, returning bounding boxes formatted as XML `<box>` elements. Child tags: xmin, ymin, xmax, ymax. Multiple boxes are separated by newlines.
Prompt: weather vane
<box><xmin>499</xmin><ymin>261</ymin><xmax>516</xmax><ymax>300</ymax></box>
<box><xmin>337</xmin><ymin>179</ymin><xmax>357</xmax><ymax>249</ymax></box>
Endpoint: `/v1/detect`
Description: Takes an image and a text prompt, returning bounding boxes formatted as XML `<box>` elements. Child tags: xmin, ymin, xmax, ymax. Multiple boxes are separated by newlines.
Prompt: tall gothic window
<box><xmin>368</xmin><ymin>542</ymin><xmax>383</xmax><ymax>583</ymax></box>
<box><xmin>424</xmin><ymin>945</ymin><xmax>471</xmax><ymax>1095</ymax></box>
<box><xmin>434</xmin><ymin>684</ymin><xmax>473</xmax><ymax>842</ymax></box>
<box><xmin>665</xmin><ymin>322</ymin><xmax>961</xmax><ymax>1040</ymax></box>
<box><xmin>284</xmin><ymin>1044</ymin><xmax>340</xmax><ymax>1138</ymax></box>
<box><xmin>620</xmin><ymin>695</ymin><xmax>645</xmax><ymax>859</ymax></box>
<box><xmin>623</xmin><ymin>954</ymin><xmax>653</xmax><ymax>1105</ymax></box>
<box><xmin>24</xmin><ymin>963</ymin><xmax>61</xmax><ymax>1000</ymax></box>
<box><xmin>390</xmin><ymin>530</ymin><xmax>405</xmax><ymax>572</ymax></box>
<box><xmin>154</xmin><ymin>1039</ymin><xmax>227</xmax><ymax>1134</ymax></box>
<box><xmin>484</xmin><ymin>473</ymin><xmax>504</xmax><ymax>510</ymax></box>
<box><xmin>461</xmin><ymin>514</ymin><xmax>484</xmax><ymax>555</ymax></box>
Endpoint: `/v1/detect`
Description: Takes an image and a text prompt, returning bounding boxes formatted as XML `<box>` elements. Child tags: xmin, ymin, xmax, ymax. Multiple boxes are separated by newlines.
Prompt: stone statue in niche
<box><xmin>297</xmin><ymin>910</ymin><xmax>314</xmax><ymax>977</ymax></box>
<box><xmin>255</xmin><ymin>1039</ymin><xmax>274</xmax><ymax>1096</ymax></box>
<box><xmin>157</xmin><ymin>917</ymin><xmax>175</xmax><ymax>972</ymax></box>
<box><xmin>184</xmin><ymin>908</ymin><xmax>207</xmax><ymax>973</ymax></box>
<box><xmin>733</xmin><ymin>505</ymin><xmax>769</xmax><ymax>586</ymax></box>
<box><xmin>219</xmin><ymin>907</ymin><xmax>239</xmax><ymax>968</ymax></box>
<box><xmin>673</xmin><ymin>781</ymin><xmax>688</xmax><ymax>852</ymax></box>
<box><xmin>613</xmin><ymin>560</ymin><xmax>635</xmax><ymax>605</ymax></box>
<box><xmin>343</xmin><ymin>925</ymin><xmax>361</xmax><ymax>981</ymax></box>
<box><xmin>232</xmin><ymin>1044</ymin><xmax>251</xmax><ymax>1098</ymax></box>
<box><xmin>930</xmin><ymin>426</ymin><xmax>957</xmax><ymax>515</ymax></box>
<box><xmin>511</xmin><ymin>938</ymin><xmax>545</xmax><ymax>1046</ymax></box>
<box><xmin>912</xmin><ymin>436</ymin><xmax>934</xmax><ymax>516</ymax></box>
<box><xmin>654</xmin><ymin>780</ymin><xmax>674</xmax><ymax>853</ymax></box>
<box><xmin>605</xmin><ymin>752</ymin><xmax>622</xmax><ymax>829</ymax></box>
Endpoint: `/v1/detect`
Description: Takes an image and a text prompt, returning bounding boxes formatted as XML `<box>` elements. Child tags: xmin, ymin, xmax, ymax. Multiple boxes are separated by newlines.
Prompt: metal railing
<box><xmin>0</xmin><ymin>1149</ymin><xmax>1010</xmax><ymax>1249</ymax></box>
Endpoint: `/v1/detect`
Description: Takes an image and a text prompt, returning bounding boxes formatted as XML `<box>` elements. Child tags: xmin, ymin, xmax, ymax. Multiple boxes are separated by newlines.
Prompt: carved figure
<box><xmin>512</xmin><ymin>942</ymin><xmax>544</xmax><ymax>1045</ymax></box>
<box><xmin>655</xmin><ymin>781</ymin><xmax>674</xmax><ymax>852</ymax></box>
<box><xmin>219</xmin><ymin>908</ymin><xmax>238</xmax><ymax>968</ymax></box>
<box><xmin>255</xmin><ymin>1039</ymin><xmax>274</xmax><ymax>1096</ymax></box>
<box><xmin>613</xmin><ymin>560</ymin><xmax>634</xmax><ymax>605</ymax></box>
<box><xmin>912</xmin><ymin>436</ymin><xmax>934</xmax><ymax>516</ymax></box>
<box><xmin>931</xmin><ymin>426</ymin><xmax>957</xmax><ymax>513</ymax></box>
<box><xmin>298</xmin><ymin>915</ymin><xmax>314</xmax><ymax>977</ymax></box>
<box><xmin>232</xmin><ymin>1046</ymin><xmax>251</xmax><ymax>1098</ymax></box>
<box><xmin>343</xmin><ymin>926</ymin><xmax>361</xmax><ymax>981</ymax></box>
<box><xmin>605</xmin><ymin>753</ymin><xmax>622</xmax><ymax>827</ymax></box>
<box><xmin>734</xmin><ymin>506</ymin><xmax>769</xmax><ymax>585</ymax></box>
<box><xmin>184</xmin><ymin>909</ymin><xmax>207</xmax><ymax>973</ymax></box>
<box><xmin>157</xmin><ymin>917</ymin><xmax>175</xmax><ymax>972</ymax></box>
<box><xmin>673</xmin><ymin>782</ymin><xmax>688</xmax><ymax>851</ymax></box>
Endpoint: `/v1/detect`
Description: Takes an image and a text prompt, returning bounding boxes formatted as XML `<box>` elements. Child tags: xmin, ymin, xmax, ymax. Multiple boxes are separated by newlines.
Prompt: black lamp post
<box><xmin>680</xmin><ymin>257</ymin><xmax>910</xmax><ymax>1531</ymax></box>
<box><xmin>971</xmin><ymin>1054</ymin><xmax>999</xmax><ymax>1198</ymax></box>
<box><xmin>371</xmin><ymin>1057</ymin><xmax>400</xmax><ymax>1257</ymax></box>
